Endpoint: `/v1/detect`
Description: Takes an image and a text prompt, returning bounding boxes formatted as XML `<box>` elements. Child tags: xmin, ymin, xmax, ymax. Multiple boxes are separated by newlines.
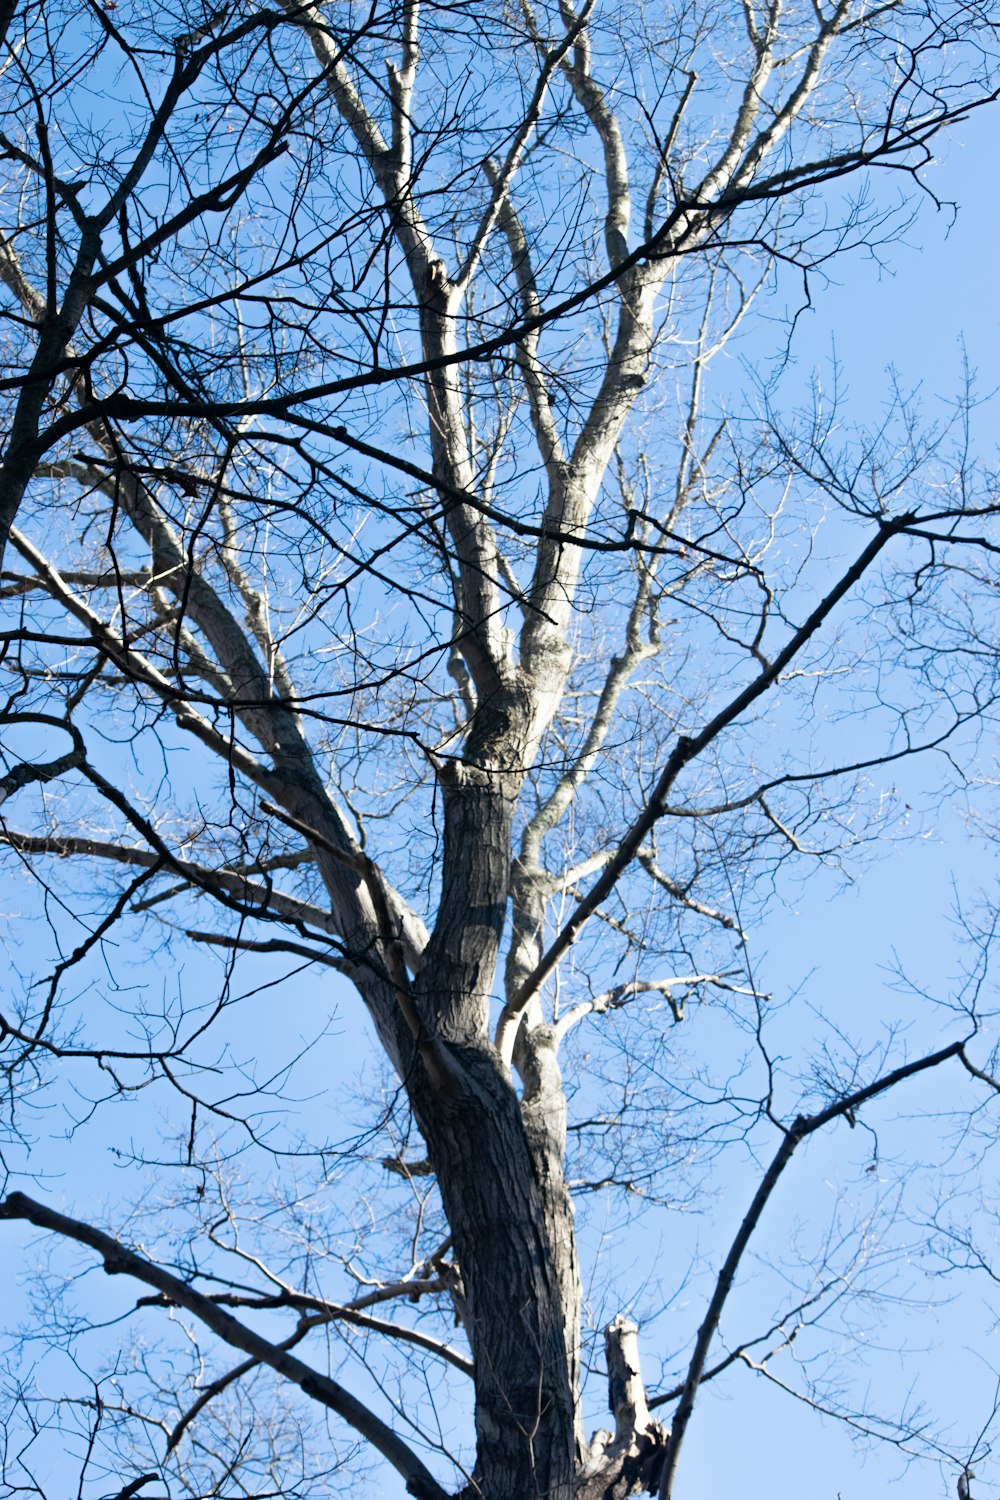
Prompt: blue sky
<box><xmin>3</xmin><ymin>38</ymin><xmax>1000</xmax><ymax>1500</ymax></box>
<box><xmin>669</xmin><ymin>110</ymin><xmax>1000</xmax><ymax>1498</ymax></box>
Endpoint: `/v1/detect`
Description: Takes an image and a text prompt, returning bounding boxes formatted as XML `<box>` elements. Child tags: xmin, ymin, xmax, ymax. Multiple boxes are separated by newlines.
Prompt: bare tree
<box><xmin>2</xmin><ymin>0</ymin><xmax>1000</xmax><ymax>1497</ymax></box>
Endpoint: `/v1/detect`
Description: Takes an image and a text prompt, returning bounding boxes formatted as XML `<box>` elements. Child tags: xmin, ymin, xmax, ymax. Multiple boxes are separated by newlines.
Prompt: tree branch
<box><xmin>0</xmin><ymin>1192</ymin><xmax>449</xmax><ymax>1500</ymax></box>
<box><xmin>657</xmin><ymin>1039</ymin><xmax>968</xmax><ymax>1499</ymax></box>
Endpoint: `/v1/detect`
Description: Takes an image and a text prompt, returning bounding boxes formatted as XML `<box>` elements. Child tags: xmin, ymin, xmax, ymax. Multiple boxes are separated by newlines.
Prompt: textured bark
<box><xmin>413</xmin><ymin>1046</ymin><xmax>580</xmax><ymax>1500</ymax></box>
<box><xmin>575</xmin><ymin>1319</ymin><xmax>668</xmax><ymax>1500</ymax></box>
<box><xmin>407</xmin><ymin>679</ymin><xmax>583</xmax><ymax>1500</ymax></box>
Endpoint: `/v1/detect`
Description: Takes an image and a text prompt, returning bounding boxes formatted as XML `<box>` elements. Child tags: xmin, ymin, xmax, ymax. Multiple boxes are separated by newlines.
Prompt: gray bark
<box><xmin>413</xmin><ymin>1049</ymin><xmax>581</xmax><ymax>1500</ymax></box>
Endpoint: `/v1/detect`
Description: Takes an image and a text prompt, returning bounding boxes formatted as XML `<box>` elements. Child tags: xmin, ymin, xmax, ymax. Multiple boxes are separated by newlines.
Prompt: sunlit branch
<box><xmin>553</xmin><ymin>974</ymin><xmax>759</xmax><ymax>1041</ymax></box>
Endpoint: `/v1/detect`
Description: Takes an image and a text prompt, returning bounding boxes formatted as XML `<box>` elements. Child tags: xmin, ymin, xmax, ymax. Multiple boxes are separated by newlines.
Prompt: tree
<box><xmin>1</xmin><ymin>0</ymin><xmax>1000</xmax><ymax>1495</ymax></box>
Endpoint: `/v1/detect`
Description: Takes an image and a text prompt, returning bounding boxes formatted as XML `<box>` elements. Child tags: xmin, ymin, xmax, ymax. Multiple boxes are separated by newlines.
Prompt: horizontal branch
<box><xmin>0</xmin><ymin>1192</ymin><xmax>448</xmax><ymax>1500</ymax></box>
<box><xmin>554</xmin><ymin>975</ymin><xmax>752</xmax><ymax>1039</ymax></box>
<box><xmin>142</xmin><ymin>1285</ymin><xmax>473</xmax><ymax>1376</ymax></box>
<box><xmin>0</xmin><ymin>830</ymin><xmax>345</xmax><ymax>940</ymax></box>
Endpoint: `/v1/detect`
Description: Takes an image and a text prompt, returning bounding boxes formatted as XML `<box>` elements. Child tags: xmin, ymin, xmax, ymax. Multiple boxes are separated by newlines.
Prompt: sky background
<box><xmin>674</xmin><ymin>107</ymin><xmax>1000</xmax><ymax>1499</ymax></box>
<box><xmin>3</xmin><ymin>83</ymin><xmax>1000</xmax><ymax>1500</ymax></box>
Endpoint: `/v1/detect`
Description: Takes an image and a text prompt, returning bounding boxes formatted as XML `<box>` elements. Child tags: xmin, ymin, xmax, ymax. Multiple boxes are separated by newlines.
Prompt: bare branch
<box><xmin>657</xmin><ymin>1040</ymin><xmax>969</xmax><ymax>1499</ymax></box>
<box><xmin>0</xmin><ymin>1192</ymin><xmax>449</xmax><ymax>1500</ymax></box>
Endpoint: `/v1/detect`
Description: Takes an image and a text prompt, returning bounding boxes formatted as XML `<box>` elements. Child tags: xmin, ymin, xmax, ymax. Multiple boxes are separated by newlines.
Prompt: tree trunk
<box><xmin>407</xmin><ymin>689</ymin><xmax>583</xmax><ymax>1500</ymax></box>
<box><xmin>413</xmin><ymin>1043</ymin><xmax>581</xmax><ymax>1500</ymax></box>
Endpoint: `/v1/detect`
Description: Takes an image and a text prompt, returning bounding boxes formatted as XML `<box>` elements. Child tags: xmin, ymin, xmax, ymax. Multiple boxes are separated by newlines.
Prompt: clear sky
<box><xmin>673</xmin><ymin>108</ymin><xmax>1000</xmax><ymax>1499</ymax></box>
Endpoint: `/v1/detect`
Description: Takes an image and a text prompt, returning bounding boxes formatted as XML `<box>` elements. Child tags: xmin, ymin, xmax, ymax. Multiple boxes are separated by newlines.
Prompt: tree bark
<box><xmin>413</xmin><ymin>1045</ymin><xmax>580</xmax><ymax>1500</ymax></box>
